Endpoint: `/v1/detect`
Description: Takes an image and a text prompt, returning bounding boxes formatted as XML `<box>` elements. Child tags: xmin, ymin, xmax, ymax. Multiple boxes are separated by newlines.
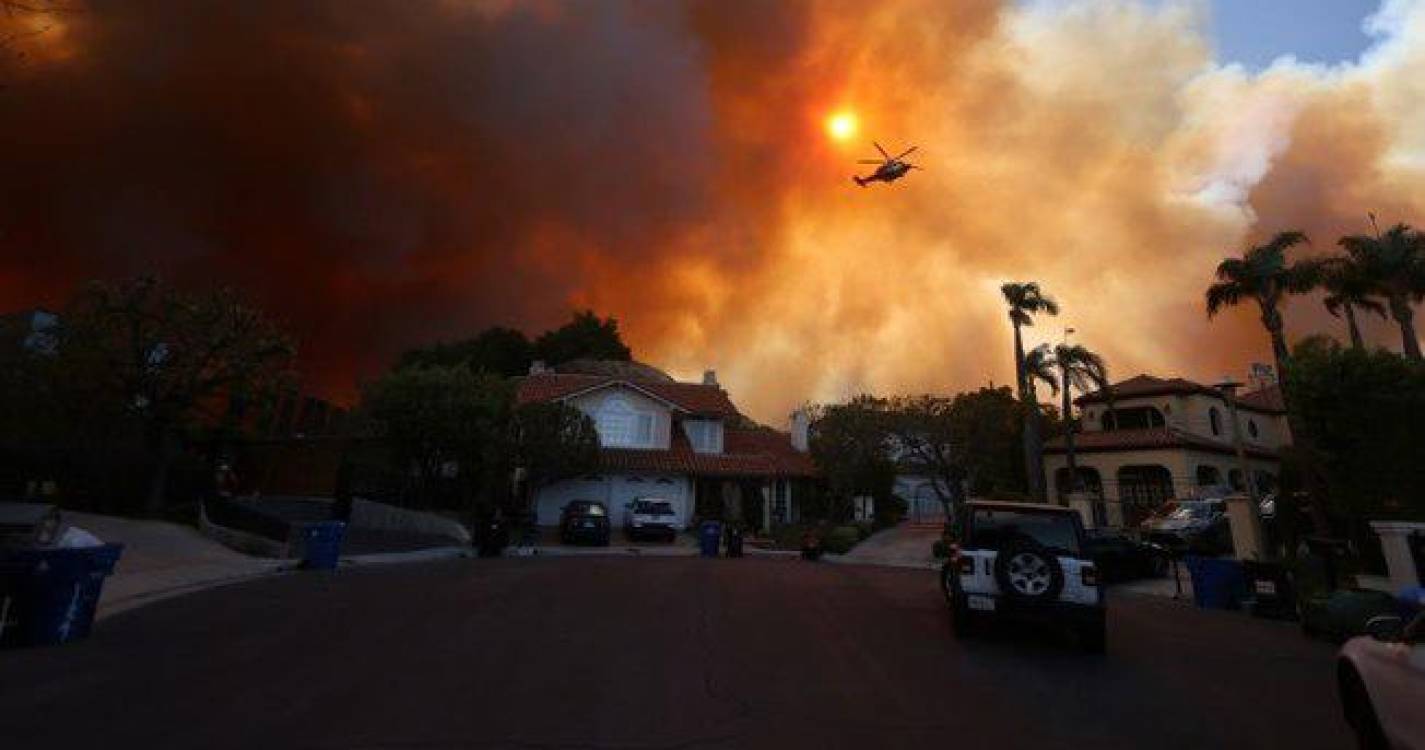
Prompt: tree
<box><xmin>398</xmin><ymin>326</ymin><xmax>533</xmax><ymax>376</ymax></box>
<box><xmin>1320</xmin><ymin>256</ymin><xmax>1387</xmax><ymax>351</ymax></box>
<box><xmin>360</xmin><ymin>366</ymin><xmax>510</xmax><ymax>511</ymax></box>
<box><xmin>533</xmin><ymin>310</ymin><xmax>632</xmax><ymax>365</ymax></box>
<box><xmin>808</xmin><ymin>395</ymin><xmax>896</xmax><ymax>523</ymax></box>
<box><xmin>1001</xmin><ymin>282</ymin><xmax>1059</xmax><ymax>500</ymax></box>
<box><xmin>1052</xmin><ymin>343</ymin><xmax>1109</xmax><ymax>497</ymax></box>
<box><xmin>1286</xmin><ymin>336</ymin><xmax>1425</xmax><ymax>545</ymax></box>
<box><xmin>60</xmin><ymin>276</ymin><xmax>294</xmax><ymax>512</ymax></box>
<box><xmin>946</xmin><ymin>386</ymin><xmax>1028</xmax><ymax>498</ymax></box>
<box><xmin>506</xmin><ymin>401</ymin><xmax>599</xmax><ymax>513</ymax></box>
<box><xmin>1205</xmin><ymin>230</ymin><xmax>1320</xmax><ymax>376</ymax></box>
<box><xmin>1337</xmin><ymin>220</ymin><xmax>1425</xmax><ymax>360</ymax></box>
<box><xmin>884</xmin><ymin>395</ymin><xmax>965</xmax><ymax>523</ymax></box>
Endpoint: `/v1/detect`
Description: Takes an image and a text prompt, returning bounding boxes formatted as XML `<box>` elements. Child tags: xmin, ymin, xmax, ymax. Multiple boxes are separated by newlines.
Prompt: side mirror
<box><xmin>1364</xmin><ymin>615</ymin><xmax>1404</xmax><ymax>642</ymax></box>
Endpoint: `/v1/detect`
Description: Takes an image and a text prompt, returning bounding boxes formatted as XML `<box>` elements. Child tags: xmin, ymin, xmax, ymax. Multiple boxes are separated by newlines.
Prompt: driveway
<box><xmin>0</xmin><ymin>558</ymin><xmax>1348</xmax><ymax>749</ymax></box>
<box><xmin>836</xmin><ymin>523</ymin><xmax>942</xmax><ymax>568</ymax></box>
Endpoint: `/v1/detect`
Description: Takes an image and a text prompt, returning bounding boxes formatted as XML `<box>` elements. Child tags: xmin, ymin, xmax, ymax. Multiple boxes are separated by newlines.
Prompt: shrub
<box><xmin>932</xmin><ymin>539</ymin><xmax>950</xmax><ymax>559</ymax></box>
<box><xmin>855</xmin><ymin>522</ymin><xmax>874</xmax><ymax>541</ymax></box>
<box><xmin>822</xmin><ymin>525</ymin><xmax>862</xmax><ymax>554</ymax></box>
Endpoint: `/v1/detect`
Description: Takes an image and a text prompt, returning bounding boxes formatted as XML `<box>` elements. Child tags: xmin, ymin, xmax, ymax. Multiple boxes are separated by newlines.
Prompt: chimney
<box><xmin>702</xmin><ymin>369</ymin><xmax>718</xmax><ymax>386</ymax></box>
<box><xmin>529</xmin><ymin>360</ymin><xmax>550</xmax><ymax>375</ymax></box>
<box><xmin>790</xmin><ymin>408</ymin><xmax>809</xmax><ymax>453</ymax></box>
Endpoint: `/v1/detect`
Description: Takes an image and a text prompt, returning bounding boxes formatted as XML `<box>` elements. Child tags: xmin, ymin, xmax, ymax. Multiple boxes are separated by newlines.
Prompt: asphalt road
<box><xmin>0</xmin><ymin>557</ymin><xmax>1349</xmax><ymax>749</ymax></box>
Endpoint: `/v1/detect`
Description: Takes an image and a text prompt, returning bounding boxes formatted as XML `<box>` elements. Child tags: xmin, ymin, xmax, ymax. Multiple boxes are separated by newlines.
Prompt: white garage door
<box><xmin>534</xmin><ymin>476</ymin><xmax>611</xmax><ymax>526</ymax></box>
<box><xmin>533</xmin><ymin>473</ymin><xmax>691</xmax><ymax>528</ymax></box>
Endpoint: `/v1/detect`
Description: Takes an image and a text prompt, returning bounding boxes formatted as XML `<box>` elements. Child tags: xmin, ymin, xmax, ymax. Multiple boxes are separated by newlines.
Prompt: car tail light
<box><xmin>1081</xmin><ymin>565</ymin><xmax>1099</xmax><ymax>587</ymax></box>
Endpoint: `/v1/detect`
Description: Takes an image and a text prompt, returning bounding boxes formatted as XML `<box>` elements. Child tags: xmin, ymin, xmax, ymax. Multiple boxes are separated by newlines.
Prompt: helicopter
<box><xmin>853</xmin><ymin>142</ymin><xmax>919</xmax><ymax>187</ymax></box>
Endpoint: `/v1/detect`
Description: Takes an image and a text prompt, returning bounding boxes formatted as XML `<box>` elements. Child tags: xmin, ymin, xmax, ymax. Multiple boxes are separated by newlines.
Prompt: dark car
<box><xmin>559</xmin><ymin>500</ymin><xmax>610</xmax><ymax>546</ymax></box>
<box><xmin>1082</xmin><ymin>528</ymin><xmax>1168</xmax><ymax>583</ymax></box>
<box><xmin>940</xmin><ymin>501</ymin><xmax>1106</xmax><ymax>652</ymax></box>
<box><xmin>1141</xmin><ymin>499</ymin><xmax>1232</xmax><ymax>555</ymax></box>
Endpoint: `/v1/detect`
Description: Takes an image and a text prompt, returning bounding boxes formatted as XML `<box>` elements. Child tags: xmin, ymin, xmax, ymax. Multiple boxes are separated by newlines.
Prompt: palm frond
<box><xmin>1205</xmin><ymin>281</ymin><xmax>1241</xmax><ymax>318</ymax></box>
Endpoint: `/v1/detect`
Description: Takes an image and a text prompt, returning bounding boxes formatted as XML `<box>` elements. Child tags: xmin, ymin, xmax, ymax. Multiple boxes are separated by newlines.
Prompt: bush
<box><xmin>822</xmin><ymin>525</ymin><xmax>862</xmax><ymax>554</ymax></box>
<box><xmin>932</xmin><ymin>539</ymin><xmax>950</xmax><ymax>559</ymax></box>
<box><xmin>855</xmin><ymin>522</ymin><xmax>874</xmax><ymax>541</ymax></box>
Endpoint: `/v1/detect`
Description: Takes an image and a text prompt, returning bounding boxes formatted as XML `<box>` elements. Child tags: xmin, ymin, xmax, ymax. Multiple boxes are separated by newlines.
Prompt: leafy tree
<box><xmin>1001</xmin><ymin>282</ymin><xmax>1059</xmax><ymax>500</ymax></box>
<box><xmin>398</xmin><ymin>326</ymin><xmax>533</xmax><ymax>376</ymax></box>
<box><xmin>808</xmin><ymin>395</ymin><xmax>896</xmax><ymax>523</ymax></box>
<box><xmin>533</xmin><ymin>310</ymin><xmax>632</xmax><ymax>365</ymax></box>
<box><xmin>1337</xmin><ymin>220</ymin><xmax>1425</xmax><ymax>360</ymax></box>
<box><xmin>59</xmin><ymin>277</ymin><xmax>295</xmax><ymax>512</ymax></box>
<box><xmin>1320</xmin><ymin>256</ymin><xmax>1387</xmax><ymax>351</ymax></box>
<box><xmin>360</xmin><ymin>366</ymin><xmax>510</xmax><ymax>510</ymax></box>
<box><xmin>945</xmin><ymin>386</ymin><xmax>1028</xmax><ymax>498</ymax></box>
<box><xmin>506</xmin><ymin>401</ymin><xmax>599</xmax><ymax>513</ymax></box>
<box><xmin>884</xmin><ymin>395</ymin><xmax>962</xmax><ymax>521</ymax></box>
<box><xmin>1286</xmin><ymin>336</ymin><xmax>1425</xmax><ymax>531</ymax></box>
<box><xmin>1052</xmin><ymin>343</ymin><xmax>1109</xmax><ymax>495</ymax></box>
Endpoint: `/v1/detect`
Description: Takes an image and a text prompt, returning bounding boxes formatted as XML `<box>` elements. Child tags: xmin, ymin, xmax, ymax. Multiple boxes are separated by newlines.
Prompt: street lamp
<box><xmin>1216</xmin><ymin>375</ymin><xmax>1266</xmax><ymax>558</ymax></box>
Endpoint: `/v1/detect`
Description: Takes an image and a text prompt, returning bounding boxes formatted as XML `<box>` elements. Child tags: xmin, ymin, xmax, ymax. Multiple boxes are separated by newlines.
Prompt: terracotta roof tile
<box><xmin>1044</xmin><ymin>427</ymin><xmax>1279</xmax><ymax>459</ymax></box>
<box><xmin>1075</xmin><ymin>374</ymin><xmax>1287</xmax><ymax>414</ymax></box>
<box><xmin>514</xmin><ymin>374</ymin><xmax>740</xmax><ymax>418</ymax></box>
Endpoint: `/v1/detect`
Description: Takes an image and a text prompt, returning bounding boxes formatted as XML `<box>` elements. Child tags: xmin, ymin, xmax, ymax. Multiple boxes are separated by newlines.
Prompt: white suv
<box><xmin>1338</xmin><ymin>611</ymin><xmax>1425</xmax><ymax>749</ymax></box>
<box><xmin>941</xmin><ymin>501</ymin><xmax>1106</xmax><ymax>652</ymax></box>
<box><xmin>624</xmin><ymin>498</ymin><xmax>678</xmax><ymax>542</ymax></box>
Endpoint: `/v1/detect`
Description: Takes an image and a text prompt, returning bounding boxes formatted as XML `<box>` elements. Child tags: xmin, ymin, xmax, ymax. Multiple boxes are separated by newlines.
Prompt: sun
<box><xmin>825</xmin><ymin>111</ymin><xmax>858</xmax><ymax>142</ymax></box>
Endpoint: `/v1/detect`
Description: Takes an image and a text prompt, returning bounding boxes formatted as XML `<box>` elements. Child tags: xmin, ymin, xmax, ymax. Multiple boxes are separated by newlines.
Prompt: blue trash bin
<box><xmin>1184</xmin><ymin>555</ymin><xmax>1247</xmax><ymax>610</ymax></box>
<box><xmin>698</xmin><ymin>521</ymin><xmax>723</xmax><ymax>558</ymax></box>
<box><xmin>300</xmin><ymin>521</ymin><xmax>347</xmax><ymax>570</ymax></box>
<box><xmin>0</xmin><ymin>544</ymin><xmax>124</xmax><ymax>648</ymax></box>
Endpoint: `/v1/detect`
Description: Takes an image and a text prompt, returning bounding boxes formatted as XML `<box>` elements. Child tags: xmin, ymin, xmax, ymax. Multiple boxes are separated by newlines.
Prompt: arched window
<box><xmin>1209</xmin><ymin>407</ymin><xmax>1221</xmax><ymax>436</ymax></box>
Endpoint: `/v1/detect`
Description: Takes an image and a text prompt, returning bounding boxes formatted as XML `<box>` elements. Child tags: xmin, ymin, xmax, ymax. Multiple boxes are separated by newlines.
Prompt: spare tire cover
<box><xmin>993</xmin><ymin>538</ymin><xmax>1065</xmax><ymax>602</ymax></box>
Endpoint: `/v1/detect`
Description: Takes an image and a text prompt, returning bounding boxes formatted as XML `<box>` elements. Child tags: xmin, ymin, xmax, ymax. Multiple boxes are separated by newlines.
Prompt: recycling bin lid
<box><xmin>0</xmin><ymin>502</ymin><xmax>62</xmax><ymax>549</ymax></box>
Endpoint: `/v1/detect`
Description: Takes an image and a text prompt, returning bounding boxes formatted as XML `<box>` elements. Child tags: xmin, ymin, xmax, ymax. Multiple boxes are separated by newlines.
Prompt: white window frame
<box><xmin>597</xmin><ymin>396</ymin><xmax>654</xmax><ymax>448</ymax></box>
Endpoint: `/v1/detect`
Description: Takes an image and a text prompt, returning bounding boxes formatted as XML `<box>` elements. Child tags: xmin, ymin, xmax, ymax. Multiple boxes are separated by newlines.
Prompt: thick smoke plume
<box><xmin>3</xmin><ymin>0</ymin><xmax>1424</xmax><ymax>421</ymax></box>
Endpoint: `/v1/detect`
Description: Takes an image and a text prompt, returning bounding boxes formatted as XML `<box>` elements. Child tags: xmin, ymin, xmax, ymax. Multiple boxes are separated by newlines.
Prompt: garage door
<box><xmin>534</xmin><ymin>476</ymin><xmax>611</xmax><ymax>526</ymax></box>
<box><xmin>534</xmin><ymin>474</ymin><xmax>690</xmax><ymax>528</ymax></box>
<box><xmin>608</xmin><ymin>476</ymin><xmax>689</xmax><ymax>528</ymax></box>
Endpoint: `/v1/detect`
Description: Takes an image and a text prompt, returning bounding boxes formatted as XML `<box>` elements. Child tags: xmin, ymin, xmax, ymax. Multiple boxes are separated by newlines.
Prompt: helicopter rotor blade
<box><xmin>874</xmin><ymin>141</ymin><xmax>890</xmax><ymax>159</ymax></box>
<box><xmin>894</xmin><ymin>146</ymin><xmax>918</xmax><ymax>160</ymax></box>
<box><xmin>857</xmin><ymin>160</ymin><xmax>884</xmax><ymax>164</ymax></box>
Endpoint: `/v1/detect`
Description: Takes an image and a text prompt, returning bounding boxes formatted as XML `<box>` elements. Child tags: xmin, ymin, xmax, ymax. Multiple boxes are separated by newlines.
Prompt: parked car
<box><xmin>1141</xmin><ymin>499</ymin><xmax>1231</xmax><ymax>555</ymax></box>
<box><xmin>940</xmin><ymin>501</ymin><xmax>1106</xmax><ymax>652</ymax></box>
<box><xmin>1082</xmin><ymin>528</ymin><xmax>1168</xmax><ymax>583</ymax></box>
<box><xmin>624</xmin><ymin>498</ymin><xmax>678</xmax><ymax>542</ymax></box>
<box><xmin>559</xmin><ymin>500</ymin><xmax>610</xmax><ymax>546</ymax></box>
<box><xmin>1338</xmin><ymin>611</ymin><xmax>1425</xmax><ymax>749</ymax></box>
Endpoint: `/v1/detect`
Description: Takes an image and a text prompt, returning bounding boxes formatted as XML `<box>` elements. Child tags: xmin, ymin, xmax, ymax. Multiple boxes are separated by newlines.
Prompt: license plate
<box><xmin>967</xmin><ymin>595</ymin><xmax>996</xmax><ymax>612</ymax></box>
<box><xmin>1254</xmin><ymin>580</ymin><xmax>1277</xmax><ymax>596</ymax></box>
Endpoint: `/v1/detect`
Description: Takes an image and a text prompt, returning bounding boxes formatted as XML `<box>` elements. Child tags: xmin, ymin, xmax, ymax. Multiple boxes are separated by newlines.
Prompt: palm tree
<box><xmin>1002</xmin><ymin>282</ymin><xmax>1059</xmax><ymax>500</ymax></box>
<box><xmin>1337</xmin><ymin>220</ymin><xmax>1425</xmax><ymax>360</ymax></box>
<box><xmin>1320</xmin><ymin>257</ymin><xmax>1386</xmax><ymax>351</ymax></box>
<box><xmin>1205</xmin><ymin>231</ymin><xmax>1320</xmax><ymax>379</ymax></box>
<box><xmin>1053</xmin><ymin>343</ymin><xmax>1109</xmax><ymax>498</ymax></box>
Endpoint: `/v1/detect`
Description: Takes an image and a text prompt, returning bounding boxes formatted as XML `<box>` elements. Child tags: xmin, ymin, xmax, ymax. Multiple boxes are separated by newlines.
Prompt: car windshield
<box><xmin>968</xmin><ymin>508</ymin><xmax>1081</xmax><ymax>554</ymax></box>
<box><xmin>569</xmin><ymin>502</ymin><xmax>606</xmax><ymax>516</ymax></box>
<box><xmin>1168</xmin><ymin>502</ymin><xmax>1215</xmax><ymax>520</ymax></box>
<box><xmin>633</xmin><ymin>500</ymin><xmax>673</xmax><ymax>516</ymax></box>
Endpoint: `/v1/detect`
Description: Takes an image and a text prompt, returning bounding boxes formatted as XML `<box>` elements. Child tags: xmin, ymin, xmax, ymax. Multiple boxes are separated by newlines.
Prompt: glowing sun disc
<box><xmin>825</xmin><ymin>111</ymin><xmax>858</xmax><ymax>141</ymax></box>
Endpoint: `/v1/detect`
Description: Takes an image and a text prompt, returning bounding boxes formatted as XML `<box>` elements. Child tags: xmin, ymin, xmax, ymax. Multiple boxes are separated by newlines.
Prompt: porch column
<box><xmin>761</xmin><ymin>481</ymin><xmax>772</xmax><ymax>531</ymax></box>
<box><xmin>1371</xmin><ymin>521</ymin><xmax>1425</xmax><ymax>592</ymax></box>
<box><xmin>1225</xmin><ymin>493</ymin><xmax>1266</xmax><ymax>561</ymax></box>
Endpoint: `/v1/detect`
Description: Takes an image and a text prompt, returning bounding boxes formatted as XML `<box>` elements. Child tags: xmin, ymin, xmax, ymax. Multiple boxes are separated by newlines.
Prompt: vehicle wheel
<box><xmin>1339</xmin><ymin>664</ymin><xmax>1388</xmax><ymax>750</ymax></box>
<box><xmin>993</xmin><ymin>539</ymin><xmax>1065</xmax><ymax>604</ymax></box>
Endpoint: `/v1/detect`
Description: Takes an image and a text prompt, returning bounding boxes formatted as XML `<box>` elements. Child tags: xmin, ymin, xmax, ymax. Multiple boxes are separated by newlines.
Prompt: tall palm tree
<box><xmin>1337</xmin><ymin>220</ymin><xmax>1425</xmax><ymax>360</ymax></box>
<box><xmin>1053</xmin><ymin>343</ymin><xmax>1109</xmax><ymax>497</ymax></box>
<box><xmin>1320</xmin><ymin>256</ymin><xmax>1386</xmax><ymax>351</ymax></box>
<box><xmin>1002</xmin><ymin>283</ymin><xmax>1059</xmax><ymax>500</ymax></box>
<box><xmin>1205</xmin><ymin>231</ymin><xmax>1320</xmax><ymax>379</ymax></box>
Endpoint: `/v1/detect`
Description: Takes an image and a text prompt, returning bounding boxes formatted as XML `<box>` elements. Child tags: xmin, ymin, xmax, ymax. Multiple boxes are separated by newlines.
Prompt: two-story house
<box><xmin>1043</xmin><ymin>374</ymin><xmax>1289</xmax><ymax>528</ymax></box>
<box><xmin>514</xmin><ymin>364</ymin><xmax>816</xmax><ymax>532</ymax></box>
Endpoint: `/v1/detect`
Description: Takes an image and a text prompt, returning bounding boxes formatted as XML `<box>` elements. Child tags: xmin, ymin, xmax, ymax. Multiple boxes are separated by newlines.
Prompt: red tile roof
<box><xmin>597</xmin><ymin>427</ymin><xmax>817</xmax><ymax>478</ymax></box>
<box><xmin>1075</xmin><ymin>374</ymin><xmax>1286</xmax><ymax>414</ymax></box>
<box><xmin>515</xmin><ymin>374</ymin><xmax>740</xmax><ymax>418</ymax></box>
<box><xmin>516</xmin><ymin>373</ymin><xmax>816</xmax><ymax>478</ymax></box>
<box><xmin>1044</xmin><ymin>427</ymin><xmax>1280</xmax><ymax>459</ymax></box>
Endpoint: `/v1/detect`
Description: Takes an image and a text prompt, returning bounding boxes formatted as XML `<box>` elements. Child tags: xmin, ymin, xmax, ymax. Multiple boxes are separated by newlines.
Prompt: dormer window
<box><xmin>596</xmin><ymin>396</ymin><xmax>653</xmax><ymax>447</ymax></box>
<box><xmin>683</xmin><ymin>419</ymin><xmax>723</xmax><ymax>453</ymax></box>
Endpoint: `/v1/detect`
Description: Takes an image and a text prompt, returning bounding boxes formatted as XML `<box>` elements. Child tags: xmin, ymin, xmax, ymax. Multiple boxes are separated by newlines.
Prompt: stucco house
<box><xmin>514</xmin><ymin>363</ymin><xmax>816</xmax><ymax>532</ymax></box>
<box><xmin>1043</xmin><ymin>374</ymin><xmax>1289</xmax><ymax>528</ymax></box>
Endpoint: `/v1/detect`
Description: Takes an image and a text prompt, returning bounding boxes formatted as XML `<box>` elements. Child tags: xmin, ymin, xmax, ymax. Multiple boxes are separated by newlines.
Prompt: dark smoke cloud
<box><xmin>3</xmin><ymin>0</ymin><xmax>1424</xmax><ymax>420</ymax></box>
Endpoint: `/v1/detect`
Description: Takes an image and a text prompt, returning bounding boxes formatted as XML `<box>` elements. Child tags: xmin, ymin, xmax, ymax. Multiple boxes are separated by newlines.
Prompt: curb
<box><xmin>341</xmin><ymin>547</ymin><xmax>474</xmax><ymax>565</ymax></box>
<box><xmin>97</xmin><ymin>563</ymin><xmax>289</xmax><ymax>621</ymax></box>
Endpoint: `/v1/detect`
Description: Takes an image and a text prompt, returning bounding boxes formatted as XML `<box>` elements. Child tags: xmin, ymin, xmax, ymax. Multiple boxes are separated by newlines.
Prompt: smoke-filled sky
<box><xmin>4</xmin><ymin>0</ymin><xmax>1425</xmax><ymax>424</ymax></box>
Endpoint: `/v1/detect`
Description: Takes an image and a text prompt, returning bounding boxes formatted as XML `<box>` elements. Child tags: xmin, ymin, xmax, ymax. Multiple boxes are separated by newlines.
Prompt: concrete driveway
<box><xmin>0</xmin><ymin>557</ymin><xmax>1349</xmax><ymax>749</ymax></box>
